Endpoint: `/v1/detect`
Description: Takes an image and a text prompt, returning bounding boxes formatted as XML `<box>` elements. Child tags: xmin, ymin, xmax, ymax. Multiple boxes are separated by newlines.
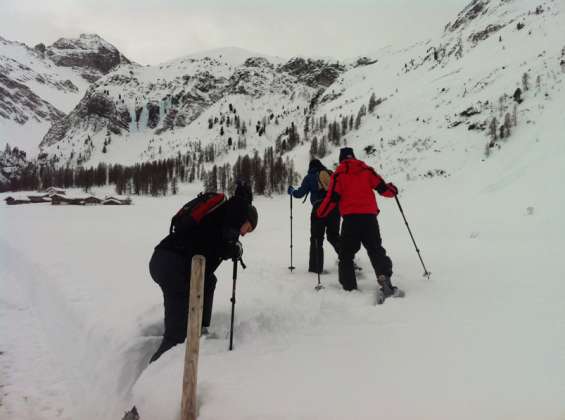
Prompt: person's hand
<box><xmin>231</xmin><ymin>241</ymin><xmax>243</xmax><ymax>259</ymax></box>
<box><xmin>387</xmin><ymin>183</ymin><xmax>398</xmax><ymax>196</ymax></box>
<box><xmin>287</xmin><ymin>186</ymin><xmax>295</xmax><ymax>195</ymax></box>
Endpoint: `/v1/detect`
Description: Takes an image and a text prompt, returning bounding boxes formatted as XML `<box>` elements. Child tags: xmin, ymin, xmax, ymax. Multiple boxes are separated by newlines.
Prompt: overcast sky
<box><xmin>1</xmin><ymin>0</ymin><xmax>470</xmax><ymax>65</ymax></box>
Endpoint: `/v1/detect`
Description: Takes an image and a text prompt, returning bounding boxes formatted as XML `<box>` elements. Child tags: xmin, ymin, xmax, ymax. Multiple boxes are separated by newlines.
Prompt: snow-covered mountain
<box><xmin>308</xmin><ymin>0</ymin><xmax>565</xmax><ymax>181</ymax></box>
<box><xmin>1</xmin><ymin>0</ymin><xmax>564</xmax><ymax>183</ymax></box>
<box><xmin>32</xmin><ymin>0</ymin><xmax>565</xmax><ymax>181</ymax></box>
<box><xmin>0</xmin><ymin>34</ymin><xmax>129</xmax><ymax>154</ymax></box>
<box><xmin>37</xmin><ymin>48</ymin><xmax>345</xmax><ymax>167</ymax></box>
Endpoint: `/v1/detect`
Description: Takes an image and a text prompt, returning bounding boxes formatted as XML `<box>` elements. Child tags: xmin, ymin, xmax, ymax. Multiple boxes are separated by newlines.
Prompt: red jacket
<box><xmin>317</xmin><ymin>158</ymin><xmax>396</xmax><ymax>218</ymax></box>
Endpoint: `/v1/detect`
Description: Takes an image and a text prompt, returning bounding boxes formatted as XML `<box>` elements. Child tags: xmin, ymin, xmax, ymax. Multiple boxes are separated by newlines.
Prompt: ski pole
<box><xmin>288</xmin><ymin>195</ymin><xmax>295</xmax><ymax>271</ymax></box>
<box><xmin>394</xmin><ymin>196</ymin><xmax>431</xmax><ymax>279</ymax></box>
<box><xmin>229</xmin><ymin>257</ymin><xmax>245</xmax><ymax>350</ymax></box>
<box><xmin>315</xmin><ymin>238</ymin><xmax>324</xmax><ymax>291</ymax></box>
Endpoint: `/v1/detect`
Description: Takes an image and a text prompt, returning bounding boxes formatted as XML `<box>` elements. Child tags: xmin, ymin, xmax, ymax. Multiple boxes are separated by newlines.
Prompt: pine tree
<box><xmin>522</xmin><ymin>72</ymin><xmax>530</xmax><ymax>91</ymax></box>
<box><xmin>310</xmin><ymin>136</ymin><xmax>318</xmax><ymax>158</ymax></box>
<box><xmin>489</xmin><ymin>117</ymin><xmax>498</xmax><ymax>145</ymax></box>
<box><xmin>341</xmin><ymin>116</ymin><xmax>348</xmax><ymax>135</ymax></box>
<box><xmin>368</xmin><ymin>93</ymin><xmax>378</xmax><ymax>113</ymax></box>
<box><xmin>355</xmin><ymin>109</ymin><xmax>363</xmax><ymax>130</ymax></box>
<box><xmin>503</xmin><ymin>113</ymin><xmax>512</xmax><ymax>137</ymax></box>
<box><xmin>318</xmin><ymin>136</ymin><xmax>327</xmax><ymax>157</ymax></box>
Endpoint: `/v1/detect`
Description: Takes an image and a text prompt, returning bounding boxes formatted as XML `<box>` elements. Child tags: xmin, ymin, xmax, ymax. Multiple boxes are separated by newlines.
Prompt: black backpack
<box><xmin>169</xmin><ymin>192</ymin><xmax>226</xmax><ymax>234</ymax></box>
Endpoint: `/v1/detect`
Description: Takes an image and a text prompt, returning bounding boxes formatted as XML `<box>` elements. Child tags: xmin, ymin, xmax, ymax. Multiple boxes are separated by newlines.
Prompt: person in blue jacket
<box><xmin>288</xmin><ymin>159</ymin><xmax>340</xmax><ymax>273</ymax></box>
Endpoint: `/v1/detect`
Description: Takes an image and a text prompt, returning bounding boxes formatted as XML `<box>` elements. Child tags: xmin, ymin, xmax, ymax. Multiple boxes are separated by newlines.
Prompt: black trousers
<box><xmin>149</xmin><ymin>248</ymin><xmax>217</xmax><ymax>343</ymax></box>
<box><xmin>338</xmin><ymin>214</ymin><xmax>393</xmax><ymax>291</ymax></box>
<box><xmin>309</xmin><ymin>205</ymin><xmax>340</xmax><ymax>273</ymax></box>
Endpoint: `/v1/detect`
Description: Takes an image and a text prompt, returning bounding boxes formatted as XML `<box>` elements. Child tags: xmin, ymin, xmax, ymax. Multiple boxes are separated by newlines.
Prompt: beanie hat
<box><xmin>247</xmin><ymin>205</ymin><xmax>258</xmax><ymax>230</ymax></box>
<box><xmin>308</xmin><ymin>159</ymin><xmax>324</xmax><ymax>171</ymax></box>
<box><xmin>339</xmin><ymin>147</ymin><xmax>355</xmax><ymax>162</ymax></box>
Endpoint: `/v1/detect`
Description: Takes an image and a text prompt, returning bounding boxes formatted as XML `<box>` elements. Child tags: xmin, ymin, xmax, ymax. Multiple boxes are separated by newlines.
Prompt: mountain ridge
<box><xmin>1</xmin><ymin>0</ymin><xmax>564</xmax><ymax>192</ymax></box>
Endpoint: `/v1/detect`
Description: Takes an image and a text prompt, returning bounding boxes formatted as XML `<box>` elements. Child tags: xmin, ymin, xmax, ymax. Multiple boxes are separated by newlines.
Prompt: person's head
<box><xmin>240</xmin><ymin>204</ymin><xmax>258</xmax><ymax>236</ymax></box>
<box><xmin>339</xmin><ymin>147</ymin><xmax>355</xmax><ymax>162</ymax></box>
<box><xmin>308</xmin><ymin>159</ymin><xmax>324</xmax><ymax>171</ymax></box>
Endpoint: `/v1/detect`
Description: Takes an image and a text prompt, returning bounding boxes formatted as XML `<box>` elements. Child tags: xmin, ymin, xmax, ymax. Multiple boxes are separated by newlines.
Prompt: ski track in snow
<box><xmin>0</xmin><ymin>237</ymin><xmax>161</xmax><ymax>420</ymax></box>
<box><xmin>0</xmin><ymin>243</ymin><xmax>74</xmax><ymax>420</ymax></box>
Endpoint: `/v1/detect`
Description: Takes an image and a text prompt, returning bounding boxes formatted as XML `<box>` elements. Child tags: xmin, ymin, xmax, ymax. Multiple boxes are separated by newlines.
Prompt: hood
<box><xmin>335</xmin><ymin>159</ymin><xmax>371</xmax><ymax>175</ymax></box>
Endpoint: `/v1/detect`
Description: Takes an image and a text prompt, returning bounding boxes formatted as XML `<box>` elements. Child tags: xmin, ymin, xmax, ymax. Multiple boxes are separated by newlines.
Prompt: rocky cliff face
<box><xmin>0</xmin><ymin>73</ymin><xmax>65</xmax><ymax>125</ymax></box>
<box><xmin>44</xmin><ymin>34</ymin><xmax>131</xmax><ymax>82</ymax></box>
<box><xmin>41</xmin><ymin>89</ymin><xmax>131</xmax><ymax>148</ymax></box>
<box><xmin>279</xmin><ymin>57</ymin><xmax>344</xmax><ymax>87</ymax></box>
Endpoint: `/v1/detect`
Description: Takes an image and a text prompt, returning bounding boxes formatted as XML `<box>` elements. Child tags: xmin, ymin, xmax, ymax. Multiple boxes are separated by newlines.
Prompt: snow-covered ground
<box><xmin>1</xmin><ymin>82</ymin><xmax>565</xmax><ymax>419</ymax></box>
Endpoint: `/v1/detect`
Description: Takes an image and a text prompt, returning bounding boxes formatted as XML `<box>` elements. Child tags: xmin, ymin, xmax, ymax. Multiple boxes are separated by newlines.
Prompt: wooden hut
<box><xmin>45</xmin><ymin>187</ymin><xmax>66</xmax><ymax>196</ymax></box>
<box><xmin>102</xmin><ymin>197</ymin><xmax>123</xmax><ymax>205</ymax></box>
<box><xmin>103</xmin><ymin>195</ymin><xmax>132</xmax><ymax>205</ymax></box>
<box><xmin>5</xmin><ymin>196</ymin><xmax>30</xmax><ymax>205</ymax></box>
<box><xmin>83</xmin><ymin>195</ymin><xmax>102</xmax><ymax>205</ymax></box>
<box><xmin>27</xmin><ymin>194</ymin><xmax>51</xmax><ymax>203</ymax></box>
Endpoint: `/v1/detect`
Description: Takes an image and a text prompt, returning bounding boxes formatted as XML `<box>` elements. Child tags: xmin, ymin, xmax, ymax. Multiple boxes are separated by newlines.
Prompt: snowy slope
<box><xmin>310</xmin><ymin>0</ymin><xmax>565</xmax><ymax>180</ymax></box>
<box><xmin>0</xmin><ymin>34</ymin><xmax>129</xmax><ymax>155</ymax></box>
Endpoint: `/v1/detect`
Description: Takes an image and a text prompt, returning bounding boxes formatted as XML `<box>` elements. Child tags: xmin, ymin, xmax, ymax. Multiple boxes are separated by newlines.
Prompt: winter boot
<box><xmin>376</xmin><ymin>275</ymin><xmax>405</xmax><ymax>304</ymax></box>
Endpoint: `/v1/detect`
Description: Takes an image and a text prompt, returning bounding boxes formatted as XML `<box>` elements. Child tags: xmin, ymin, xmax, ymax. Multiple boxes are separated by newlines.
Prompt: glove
<box><xmin>287</xmin><ymin>186</ymin><xmax>295</xmax><ymax>195</ymax></box>
<box><xmin>387</xmin><ymin>183</ymin><xmax>398</xmax><ymax>196</ymax></box>
<box><xmin>229</xmin><ymin>241</ymin><xmax>243</xmax><ymax>260</ymax></box>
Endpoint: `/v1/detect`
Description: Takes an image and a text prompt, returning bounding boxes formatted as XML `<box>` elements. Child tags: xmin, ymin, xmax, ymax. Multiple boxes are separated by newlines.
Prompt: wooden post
<box><xmin>181</xmin><ymin>255</ymin><xmax>205</xmax><ymax>420</ymax></box>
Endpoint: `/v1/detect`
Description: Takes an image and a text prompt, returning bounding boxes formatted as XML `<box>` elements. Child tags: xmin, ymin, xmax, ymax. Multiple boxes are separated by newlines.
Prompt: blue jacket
<box><xmin>292</xmin><ymin>168</ymin><xmax>326</xmax><ymax>206</ymax></box>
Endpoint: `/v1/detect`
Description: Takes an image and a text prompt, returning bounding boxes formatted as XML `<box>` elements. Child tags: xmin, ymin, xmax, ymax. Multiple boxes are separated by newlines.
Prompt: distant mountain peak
<box><xmin>51</xmin><ymin>33</ymin><xmax>118</xmax><ymax>52</ymax></box>
<box><xmin>45</xmin><ymin>33</ymin><xmax>130</xmax><ymax>82</ymax></box>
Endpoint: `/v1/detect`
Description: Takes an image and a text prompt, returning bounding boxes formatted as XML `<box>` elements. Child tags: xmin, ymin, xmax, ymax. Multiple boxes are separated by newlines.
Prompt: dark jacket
<box><xmin>156</xmin><ymin>195</ymin><xmax>248</xmax><ymax>270</ymax></box>
<box><xmin>292</xmin><ymin>164</ymin><xmax>328</xmax><ymax>206</ymax></box>
<box><xmin>317</xmin><ymin>158</ymin><xmax>396</xmax><ymax>218</ymax></box>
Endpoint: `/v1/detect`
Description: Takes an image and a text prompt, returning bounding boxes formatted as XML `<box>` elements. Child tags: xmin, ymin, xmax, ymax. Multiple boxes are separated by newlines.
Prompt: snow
<box><xmin>0</xmin><ymin>36</ymin><xmax>90</xmax><ymax>154</ymax></box>
<box><xmin>0</xmin><ymin>118</ymin><xmax>53</xmax><ymax>155</ymax></box>
<box><xmin>0</xmin><ymin>37</ymin><xmax>89</xmax><ymax>112</ymax></box>
<box><xmin>1</xmin><ymin>85</ymin><xmax>565</xmax><ymax>419</ymax></box>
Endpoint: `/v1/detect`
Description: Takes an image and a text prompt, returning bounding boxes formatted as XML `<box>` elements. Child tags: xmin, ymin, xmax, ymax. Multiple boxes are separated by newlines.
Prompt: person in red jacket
<box><xmin>317</xmin><ymin>147</ymin><xmax>404</xmax><ymax>302</ymax></box>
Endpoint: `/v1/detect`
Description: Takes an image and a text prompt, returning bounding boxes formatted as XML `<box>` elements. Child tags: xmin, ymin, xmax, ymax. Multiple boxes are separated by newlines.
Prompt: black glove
<box><xmin>227</xmin><ymin>241</ymin><xmax>243</xmax><ymax>260</ymax></box>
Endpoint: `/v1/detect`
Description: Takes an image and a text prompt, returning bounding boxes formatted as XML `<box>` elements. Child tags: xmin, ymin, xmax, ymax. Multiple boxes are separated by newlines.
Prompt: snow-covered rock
<box><xmin>45</xmin><ymin>33</ymin><xmax>132</xmax><ymax>82</ymax></box>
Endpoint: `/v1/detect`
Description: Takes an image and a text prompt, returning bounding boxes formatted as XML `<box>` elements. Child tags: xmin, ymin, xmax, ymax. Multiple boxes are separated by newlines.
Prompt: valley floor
<box><xmin>1</xmin><ymin>155</ymin><xmax>564</xmax><ymax>420</ymax></box>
